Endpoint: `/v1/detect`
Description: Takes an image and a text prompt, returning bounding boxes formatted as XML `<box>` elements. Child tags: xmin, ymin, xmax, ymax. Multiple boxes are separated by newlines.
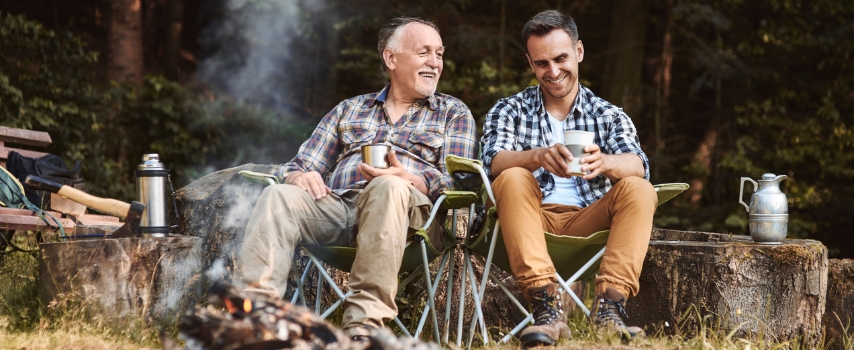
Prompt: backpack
<box><xmin>6</xmin><ymin>151</ymin><xmax>85</xmax><ymax>209</ymax></box>
<box><xmin>0</xmin><ymin>165</ymin><xmax>66</xmax><ymax>239</ymax></box>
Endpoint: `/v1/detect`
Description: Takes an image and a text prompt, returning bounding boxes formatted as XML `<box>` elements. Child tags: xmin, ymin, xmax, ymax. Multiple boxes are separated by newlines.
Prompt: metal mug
<box><xmin>361</xmin><ymin>144</ymin><xmax>390</xmax><ymax>169</ymax></box>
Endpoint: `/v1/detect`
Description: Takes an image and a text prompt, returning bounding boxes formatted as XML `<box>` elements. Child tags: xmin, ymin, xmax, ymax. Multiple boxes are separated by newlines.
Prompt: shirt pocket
<box><xmin>340</xmin><ymin>123</ymin><xmax>378</xmax><ymax>153</ymax></box>
<box><xmin>407</xmin><ymin>131</ymin><xmax>444</xmax><ymax>164</ymax></box>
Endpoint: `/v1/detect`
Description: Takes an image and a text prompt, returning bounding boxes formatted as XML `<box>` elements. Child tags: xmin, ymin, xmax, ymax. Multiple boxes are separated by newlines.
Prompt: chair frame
<box><xmin>238</xmin><ymin>170</ymin><xmax>479</xmax><ymax>344</ymax></box>
<box><xmin>441</xmin><ymin>156</ymin><xmax>688</xmax><ymax>347</ymax></box>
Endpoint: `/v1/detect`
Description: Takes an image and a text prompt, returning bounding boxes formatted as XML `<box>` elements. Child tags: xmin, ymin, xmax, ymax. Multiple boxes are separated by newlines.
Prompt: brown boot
<box><xmin>518</xmin><ymin>283</ymin><xmax>571</xmax><ymax>347</ymax></box>
<box><xmin>590</xmin><ymin>287</ymin><xmax>644</xmax><ymax>341</ymax></box>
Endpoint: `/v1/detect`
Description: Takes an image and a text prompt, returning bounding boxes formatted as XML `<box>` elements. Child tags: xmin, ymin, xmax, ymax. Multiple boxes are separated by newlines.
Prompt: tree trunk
<box><xmin>824</xmin><ymin>259</ymin><xmax>854</xmax><ymax>350</ymax></box>
<box><xmin>173</xmin><ymin>163</ymin><xmax>280</xmax><ymax>274</ymax></box>
<box><xmin>653</xmin><ymin>0</ymin><xmax>674</xmax><ymax>180</ymax></box>
<box><xmin>628</xmin><ymin>229</ymin><xmax>827</xmax><ymax>347</ymax></box>
<box><xmin>108</xmin><ymin>0</ymin><xmax>144</xmax><ymax>86</ymax></box>
<box><xmin>39</xmin><ymin>236</ymin><xmax>203</xmax><ymax>327</ymax></box>
<box><xmin>605</xmin><ymin>0</ymin><xmax>649</xmax><ymax>118</ymax></box>
<box><xmin>162</xmin><ymin>0</ymin><xmax>185</xmax><ymax>80</ymax></box>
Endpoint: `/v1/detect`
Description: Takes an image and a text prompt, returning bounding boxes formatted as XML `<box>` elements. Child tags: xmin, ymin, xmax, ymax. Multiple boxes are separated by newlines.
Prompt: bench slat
<box><xmin>0</xmin><ymin>146</ymin><xmax>51</xmax><ymax>161</ymax></box>
<box><xmin>0</xmin><ymin>127</ymin><xmax>52</xmax><ymax>147</ymax></box>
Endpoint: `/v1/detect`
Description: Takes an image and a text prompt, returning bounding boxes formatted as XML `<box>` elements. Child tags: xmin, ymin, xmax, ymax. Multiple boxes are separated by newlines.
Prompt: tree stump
<box><xmin>173</xmin><ymin>164</ymin><xmax>346</xmax><ymax>309</ymax></box>
<box><xmin>824</xmin><ymin>258</ymin><xmax>854</xmax><ymax>350</ymax></box>
<box><xmin>627</xmin><ymin>229</ymin><xmax>827</xmax><ymax>347</ymax></box>
<box><xmin>39</xmin><ymin>236</ymin><xmax>202</xmax><ymax>326</ymax></box>
<box><xmin>173</xmin><ymin>163</ymin><xmax>279</xmax><ymax>273</ymax></box>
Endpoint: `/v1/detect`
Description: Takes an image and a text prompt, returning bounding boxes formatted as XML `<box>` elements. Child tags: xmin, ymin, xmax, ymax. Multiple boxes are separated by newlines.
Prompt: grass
<box><xmin>3</xmin><ymin>231</ymin><xmax>853</xmax><ymax>350</ymax></box>
<box><xmin>0</xmin><ymin>232</ymin><xmax>160</xmax><ymax>350</ymax></box>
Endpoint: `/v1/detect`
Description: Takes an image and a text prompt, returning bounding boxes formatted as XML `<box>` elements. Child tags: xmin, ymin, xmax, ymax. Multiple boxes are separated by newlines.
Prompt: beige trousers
<box><xmin>233</xmin><ymin>175</ymin><xmax>439</xmax><ymax>334</ymax></box>
<box><xmin>492</xmin><ymin>167</ymin><xmax>657</xmax><ymax>298</ymax></box>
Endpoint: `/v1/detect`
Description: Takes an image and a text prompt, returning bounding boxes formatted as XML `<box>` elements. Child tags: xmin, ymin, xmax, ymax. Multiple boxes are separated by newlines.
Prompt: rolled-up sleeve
<box><xmin>605</xmin><ymin>110</ymin><xmax>650</xmax><ymax>180</ymax></box>
<box><xmin>423</xmin><ymin>104</ymin><xmax>478</xmax><ymax>200</ymax></box>
<box><xmin>480</xmin><ymin>98</ymin><xmax>518</xmax><ymax>179</ymax></box>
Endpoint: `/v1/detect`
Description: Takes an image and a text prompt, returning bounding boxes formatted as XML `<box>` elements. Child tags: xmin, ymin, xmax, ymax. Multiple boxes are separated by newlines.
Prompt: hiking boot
<box><xmin>518</xmin><ymin>283</ymin><xmax>571</xmax><ymax>347</ymax></box>
<box><xmin>591</xmin><ymin>287</ymin><xmax>644</xmax><ymax>341</ymax></box>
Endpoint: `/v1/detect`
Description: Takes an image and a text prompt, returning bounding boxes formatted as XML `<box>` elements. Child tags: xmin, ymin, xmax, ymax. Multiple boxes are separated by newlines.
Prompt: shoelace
<box><xmin>596</xmin><ymin>297</ymin><xmax>629</xmax><ymax>327</ymax></box>
<box><xmin>531</xmin><ymin>290</ymin><xmax>562</xmax><ymax>325</ymax></box>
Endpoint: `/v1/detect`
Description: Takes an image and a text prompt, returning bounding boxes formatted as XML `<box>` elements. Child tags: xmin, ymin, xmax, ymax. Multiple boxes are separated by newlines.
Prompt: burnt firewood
<box><xmin>169</xmin><ymin>281</ymin><xmax>442</xmax><ymax>350</ymax></box>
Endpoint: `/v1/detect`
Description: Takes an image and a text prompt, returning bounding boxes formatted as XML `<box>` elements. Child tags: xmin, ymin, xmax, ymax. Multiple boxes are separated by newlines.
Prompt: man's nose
<box><xmin>547</xmin><ymin>63</ymin><xmax>560</xmax><ymax>77</ymax></box>
<box><xmin>426</xmin><ymin>54</ymin><xmax>440</xmax><ymax>67</ymax></box>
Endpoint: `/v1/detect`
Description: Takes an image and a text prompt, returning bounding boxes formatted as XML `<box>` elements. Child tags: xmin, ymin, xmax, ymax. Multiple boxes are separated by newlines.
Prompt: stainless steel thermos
<box><xmin>135</xmin><ymin>154</ymin><xmax>171</xmax><ymax>237</ymax></box>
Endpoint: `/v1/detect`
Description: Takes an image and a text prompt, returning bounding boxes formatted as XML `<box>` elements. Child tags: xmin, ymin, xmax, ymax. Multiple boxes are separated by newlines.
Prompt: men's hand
<box><xmin>538</xmin><ymin>144</ymin><xmax>573</xmax><ymax>178</ymax></box>
<box><xmin>578</xmin><ymin>144</ymin><xmax>605</xmax><ymax>181</ymax></box>
<box><xmin>357</xmin><ymin>150</ymin><xmax>406</xmax><ymax>181</ymax></box>
<box><xmin>357</xmin><ymin>150</ymin><xmax>429</xmax><ymax>194</ymax></box>
<box><xmin>285</xmin><ymin>171</ymin><xmax>332</xmax><ymax>200</ymax></box>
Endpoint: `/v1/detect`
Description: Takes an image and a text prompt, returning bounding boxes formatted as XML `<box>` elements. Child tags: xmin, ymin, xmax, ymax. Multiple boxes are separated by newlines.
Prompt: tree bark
<box><xmin>39</xmin><ymin>236</ymin><xmax>203</xmax><ymax>326</ymax></box>
<box><xmin>108</xmin><ymin>0</ymin><xmax>144</xmax><ymax>86</ymax></box>
<box><xmin>628</xmin><ymin>229</ymin><xmax>827</xmax><ymax>347</ymax></box>
<box><xmin>653</xmin><ymin>0</ymin><xmax>674</xmax><ymax>180</ymax></box>
<box><xmin>824</xmin><ymin>259</ymin><xmax>854</xmax><ymax>350</ymax></box>
<box><xmin>605</xmin><ymin>0</ymin><xmax>649</xmax><ymax>118</ymax></box>
<box><xmin>162</xmin><ymin>0</ymin><xmax>185</xmax><ymax>80</ymax></box>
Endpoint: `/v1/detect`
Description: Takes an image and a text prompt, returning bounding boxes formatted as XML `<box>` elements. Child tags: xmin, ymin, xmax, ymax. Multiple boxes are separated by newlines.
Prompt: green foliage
<box><xmin>0</xmin><ymin>12</ymin><xmax>317</xmax><ymax>202</ymax></box>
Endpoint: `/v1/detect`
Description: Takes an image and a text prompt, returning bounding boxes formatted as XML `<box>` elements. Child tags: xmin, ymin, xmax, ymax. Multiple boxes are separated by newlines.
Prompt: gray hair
<box><xmin>521</xmin><ymin>10</ymin><xmax>579</xmax><ymax>50</ymax></box>
<box><xmin>377</xmin><ymin>17</ymin><xmax>440</xmax><ymax>71</ymax></box>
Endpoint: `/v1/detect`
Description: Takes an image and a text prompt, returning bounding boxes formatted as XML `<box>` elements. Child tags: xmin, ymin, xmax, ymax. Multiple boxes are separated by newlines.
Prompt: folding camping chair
<box><xmin>239</xmin><ymin>170</ymin><xmax>480</xmax><ymax>344</ymax></box>
<box><xmin>443</xmin><ymin>155</ymin><xmax>688</xmax><ymax>347</ymax></box>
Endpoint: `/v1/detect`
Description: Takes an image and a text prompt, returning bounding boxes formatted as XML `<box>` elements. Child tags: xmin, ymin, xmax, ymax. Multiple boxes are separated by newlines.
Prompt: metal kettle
<box><xmin>738</xmin><ymin>173</ymin><xmax>788</xmax><ymax>244</ymax></box>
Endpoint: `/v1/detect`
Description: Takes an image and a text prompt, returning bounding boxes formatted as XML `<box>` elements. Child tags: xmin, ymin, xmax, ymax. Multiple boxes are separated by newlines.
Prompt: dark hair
<box><xmin>521</xmin><ymin>10</ymin><xmax>579</xmax><ymax>49</ymax></box>
<box><xmin>377</xmin><ymin>17</ymin><xmax>440</xmax><ymax>71</ymax></box>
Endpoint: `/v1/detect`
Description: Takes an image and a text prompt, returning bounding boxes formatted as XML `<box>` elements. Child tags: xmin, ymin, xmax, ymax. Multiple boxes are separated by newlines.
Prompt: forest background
<box><xmin>1</xmin><ymin>0</ymin><xmax>852</xmax><ymax>257</ymax></box>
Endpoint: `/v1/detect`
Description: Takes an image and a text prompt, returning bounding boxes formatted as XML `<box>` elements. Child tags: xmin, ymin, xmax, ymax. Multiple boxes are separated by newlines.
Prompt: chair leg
<box><xmin>554</xmin><ymin>247</ymin><xmax>605</xmax><ymax>317</ymax></box>
<box><xmin>442</xmin><ymin>247</ymin><xmax>456</xmax><ymax>344</ymax></box>
<box><xmin>291</xmin><ymin>256</ymin><xmax>313</xmax><ymax>307</ymax></box>
<box><xmin>415</xmin><ymin>239</ymin><xmax>441</xmax><ymax>344</ymax></box>
<box><xmin>455</xmin><ymin>249</ymin><xmax>468</xmax><ymax>348</ymax></box>
<box><xmin>465</xmin><ymin>248</ymin><xmax>489</xmax><ymax>348</ymax></box>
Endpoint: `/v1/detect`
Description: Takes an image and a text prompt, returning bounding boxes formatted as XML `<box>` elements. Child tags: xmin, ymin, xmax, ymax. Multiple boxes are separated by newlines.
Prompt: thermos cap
<box><xmin>138</xmin><ymin>153</ymin><xmax>165</xmax><ymax>170</ymax></box>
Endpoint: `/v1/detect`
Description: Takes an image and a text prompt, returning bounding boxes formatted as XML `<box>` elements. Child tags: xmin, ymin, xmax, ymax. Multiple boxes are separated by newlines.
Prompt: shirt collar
<box><xmin>535</xmin><ymin>83</ymin><xmax>585</xmax><ymax>119</ymax></box>
<box><xmin>368</xmin><ymin>84</ymin><xmax>439</xmax><ymax>110</ymax></box>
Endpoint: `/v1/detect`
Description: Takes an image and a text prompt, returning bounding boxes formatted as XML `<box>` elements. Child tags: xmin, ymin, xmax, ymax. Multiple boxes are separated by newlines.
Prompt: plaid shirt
<box><xmin>481</xmin><ymin>84</ymin><xmax>649</xmax><ymax>207</ymax></box>
<box><xmin>279</xmin><ymin>85</ymin><xmax>478</xmax><ymax>201</ymax></box>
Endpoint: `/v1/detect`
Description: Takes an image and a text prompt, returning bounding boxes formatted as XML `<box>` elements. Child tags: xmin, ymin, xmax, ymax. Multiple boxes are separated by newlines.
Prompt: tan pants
<box><xmin>233</xmin><ymin>175</ymin><xmax>439</xmax><ymax>335</ymax></box>
<box><xmin>492</xmin><ymin>167</ymin><xmax>657</xmax><ymax>298</ymax></box>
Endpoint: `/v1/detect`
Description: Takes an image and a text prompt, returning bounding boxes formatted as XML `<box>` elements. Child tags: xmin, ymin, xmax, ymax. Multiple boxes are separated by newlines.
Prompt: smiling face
<box><xmin>384</xmin><ymin>23</ymin><xmax>444</xmax><ymax>100</ymax></box>
<box><xmin>526</xmin><ymin>28</ymin><xmax>584</xmax><ymax>103</ymax></box>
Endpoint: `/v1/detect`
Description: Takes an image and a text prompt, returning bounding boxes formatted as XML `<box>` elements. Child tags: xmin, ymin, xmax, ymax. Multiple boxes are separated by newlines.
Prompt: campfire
<box><xmin>166</xmin><ymin>282</ymin><xmax>442</xmax><ymax>350</ymax></box>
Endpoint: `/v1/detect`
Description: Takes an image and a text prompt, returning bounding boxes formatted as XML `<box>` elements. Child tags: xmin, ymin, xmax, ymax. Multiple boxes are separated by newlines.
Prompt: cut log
<box><xmin>628</xmin><ymin>229</ymin><xmax>827</xmax><ymax>347</ymax></box>
<box><xmin>824</xmin><ymin>258</ymin><xmax>854</xmax><ymax>350</ymax></box>
<box><xmin>173</xmin><ymin>163</ymin><xmax>279</xmax><ymax>273</ymax></box>
<box><xmin>39</xmin><ymin>236</ymin><xmax>203</xmax><ymax>326</ymax></box>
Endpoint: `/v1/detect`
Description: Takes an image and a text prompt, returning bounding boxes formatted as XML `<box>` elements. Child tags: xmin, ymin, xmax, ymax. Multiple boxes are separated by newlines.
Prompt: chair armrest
<box><xmin>238</xmin><ymin>170</ymin><xmax>280</xmax><ymax>186</ymax></box>
<box><xmin>653</xmin><ymin>183</ymin><xmax>690</xmax><ymax>206</ymax></box>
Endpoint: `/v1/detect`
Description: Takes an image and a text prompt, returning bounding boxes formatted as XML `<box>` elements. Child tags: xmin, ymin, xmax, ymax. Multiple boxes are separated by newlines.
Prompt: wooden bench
<box><xmin>0</xmin><ymin>126</ymin><xmax>121</xmax><ymax>236</ymax></box>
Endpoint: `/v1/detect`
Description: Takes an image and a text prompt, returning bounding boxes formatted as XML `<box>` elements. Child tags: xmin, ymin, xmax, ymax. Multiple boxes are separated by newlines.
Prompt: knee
<box><xmin>493</xmin><ymin>167</ymin><xmax>536</xmax><ymax>192</ymax></box>
<box><xmin>364</xmin><ymin>175</ymin><xmax>411</xmax><ymax>198</ymax></box>
<box><xmin>613</xmin><ymin>177</ymin><xmax>657</xmax><ymax>206</ymax></box>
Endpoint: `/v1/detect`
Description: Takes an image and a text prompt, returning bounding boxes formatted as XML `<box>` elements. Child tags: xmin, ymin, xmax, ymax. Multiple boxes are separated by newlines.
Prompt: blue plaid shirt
<box><xmin>279</xmin><ymin>85</ymin><xmax>479</xmax><ymax>201</ymax></box>
<box><xmin>481</xmin><ymin>84</ymin><xmax>649</xmax><ymax>207</ymax></box>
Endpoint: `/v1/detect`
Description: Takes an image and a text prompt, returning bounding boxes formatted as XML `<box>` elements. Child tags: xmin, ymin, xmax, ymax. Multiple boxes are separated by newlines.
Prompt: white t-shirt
<box><xmin>542</xmin><ymin>113</ymin><xmax>583</xmax><ymax>207</ymax></box>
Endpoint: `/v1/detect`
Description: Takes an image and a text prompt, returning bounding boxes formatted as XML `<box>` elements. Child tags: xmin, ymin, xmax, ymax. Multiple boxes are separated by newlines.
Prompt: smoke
<box><xmin>192</xmin><ymin>0</ymin><xmax>331</xmax><ymax>168</ymax></box>
<box><xmin>198</xmin><ymin>0</ymin><xmax>303</xmax><ymax>110</ymax></box>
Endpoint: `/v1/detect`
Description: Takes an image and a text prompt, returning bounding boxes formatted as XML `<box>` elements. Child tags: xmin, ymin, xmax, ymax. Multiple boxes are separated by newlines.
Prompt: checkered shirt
<box><xmin>279</xmin><ymin>85</ymin><xmax>478</xmax><ymax>201</ymax></box>
<box><xmin>480</xmin><ymin>84</ymin><xmax>649</xmax><ymax>207</ymax></box>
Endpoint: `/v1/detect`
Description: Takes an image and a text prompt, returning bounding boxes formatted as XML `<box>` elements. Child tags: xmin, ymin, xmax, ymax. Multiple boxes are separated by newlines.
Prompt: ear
<box><xmin>383</xmin><ymin>49</ymin><xmax>397</xmax><ymax>71</ymax></box>
<box><xmin>576</xmin><ymin>40</ymin><xmax>584</xmax><ymax>63</ymax></box>
<box><xmin>526</xmin><ymin>53</ymin><xmax>535</xmax><ymax>72</ymax></box>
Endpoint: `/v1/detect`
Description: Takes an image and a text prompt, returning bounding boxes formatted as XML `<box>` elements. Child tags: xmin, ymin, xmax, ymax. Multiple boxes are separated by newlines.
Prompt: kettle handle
<box><xmin>738</xmin><ymin>177</ymin><xmax>757</xmax><ymax>212</ymax></box>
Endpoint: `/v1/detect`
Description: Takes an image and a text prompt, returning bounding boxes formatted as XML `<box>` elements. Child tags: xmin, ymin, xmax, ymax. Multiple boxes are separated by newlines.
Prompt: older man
<box><xmin>234</xmin><ymin>17</ymin><xmax>478</xmax><ymax>340</ymax></box>
<box><xmin>481</xmin><ymin>10</ymin><xmax>656</xmax><ymax>347</ymax></box>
